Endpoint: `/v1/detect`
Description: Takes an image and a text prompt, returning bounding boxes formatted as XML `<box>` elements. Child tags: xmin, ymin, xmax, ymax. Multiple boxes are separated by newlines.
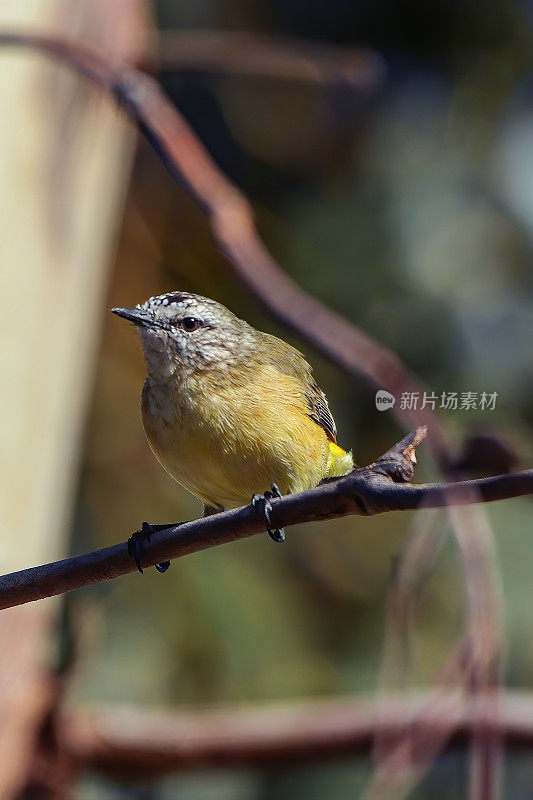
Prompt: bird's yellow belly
<box><xmin>144</xmin><ymin>414</ymin><xmax>329</xmax><ymax>509</ymax></box>
<box><xmin>141</xmin><ymin>378</ymin><xmax>332</xmax><ymax>510</ymax></box>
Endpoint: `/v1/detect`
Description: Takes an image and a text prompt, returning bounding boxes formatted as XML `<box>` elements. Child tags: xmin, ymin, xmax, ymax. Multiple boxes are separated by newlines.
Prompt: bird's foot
<box><xmin>251</xmin><ymin>484</ymin><xmax>285</xmax><ymax>543</ymax></box>
<box><xmin>128</xmin><ymin>522</ymin><xmax>171</xmax><ymax>574</ymax></box>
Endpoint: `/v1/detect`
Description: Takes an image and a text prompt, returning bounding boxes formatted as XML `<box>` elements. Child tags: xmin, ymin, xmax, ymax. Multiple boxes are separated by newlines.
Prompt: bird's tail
<box><xmin>327</xmin><ymin>441</ymin><xmax>354</xmax><ymax>477</ymax></box>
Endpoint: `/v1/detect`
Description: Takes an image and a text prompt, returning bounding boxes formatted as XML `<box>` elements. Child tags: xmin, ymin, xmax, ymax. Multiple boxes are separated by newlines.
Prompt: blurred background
<box><xmin>1</xmin><ymin>0</ymin><xmax>532</xmax><ymax>798</ymax></box>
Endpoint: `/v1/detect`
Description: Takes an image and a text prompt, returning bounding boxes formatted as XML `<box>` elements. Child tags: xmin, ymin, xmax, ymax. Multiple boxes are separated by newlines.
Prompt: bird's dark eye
<box><xmin>181</xmin><ymin>317</ymin><xmax>200</xmax><ymax>332</ymax></box>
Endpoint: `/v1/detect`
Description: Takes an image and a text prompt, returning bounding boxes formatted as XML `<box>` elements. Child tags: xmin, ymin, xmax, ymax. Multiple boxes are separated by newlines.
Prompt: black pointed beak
<box><xmin>111</xmin><ymin>307</ymin><xmax>158</xmax><ymax>328</ymax></box>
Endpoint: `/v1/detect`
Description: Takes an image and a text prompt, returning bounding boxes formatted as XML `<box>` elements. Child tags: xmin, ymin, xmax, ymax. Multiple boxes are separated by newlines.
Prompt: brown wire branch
<box><xmin>0</xmin><ymin>428</ymin><xmax>530</xmax><ymax>611</ymax></box>
<box><xmin>60</xmin><ymin>690</ymin><xmax>533</xmax><ymax>775</ymax></box>
<box><xmin>146</xmin><ymin>29</ymin><xmax>384</xmax><ymax>90</ymax></box>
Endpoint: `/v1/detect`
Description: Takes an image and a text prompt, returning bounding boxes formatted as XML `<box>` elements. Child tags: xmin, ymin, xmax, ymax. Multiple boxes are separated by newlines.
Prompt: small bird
<box><xmin>112</xmin><ymin>292</ymin><xmax>353</xmax><ymax>570</ymax></box>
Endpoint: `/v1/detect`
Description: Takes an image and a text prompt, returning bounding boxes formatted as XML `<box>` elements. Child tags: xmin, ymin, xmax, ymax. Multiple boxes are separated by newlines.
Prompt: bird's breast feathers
<box><xmin>141</xmin><ymin>364</ymin><xmax>352</xmax><ymax>509</ymax></box>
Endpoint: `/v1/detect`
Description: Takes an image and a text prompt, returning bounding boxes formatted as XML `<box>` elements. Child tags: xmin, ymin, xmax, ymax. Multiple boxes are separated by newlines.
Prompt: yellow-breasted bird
<box><xmin>112</xmin><ymin>292</ymin><xmax>353</xmax><ymax>571</ymax></box>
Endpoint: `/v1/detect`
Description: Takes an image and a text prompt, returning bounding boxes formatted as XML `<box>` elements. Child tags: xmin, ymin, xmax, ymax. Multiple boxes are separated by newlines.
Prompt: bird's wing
<box><xmin>305</xmin><ymin>381</ymin><xmax>337</xmax><ymax>443</ymax></box>
<box><xmin>258</xmin><ymin>331</ymin><xmax>338</xmax><ymax>443</ymax></box>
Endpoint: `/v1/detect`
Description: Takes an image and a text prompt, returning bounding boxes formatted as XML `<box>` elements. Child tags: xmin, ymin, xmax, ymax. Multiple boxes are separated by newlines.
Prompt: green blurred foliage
<box><xmin>70</xmin><ymin>0</ymin><xmax>532</xmax><ymax>796</ymax></box>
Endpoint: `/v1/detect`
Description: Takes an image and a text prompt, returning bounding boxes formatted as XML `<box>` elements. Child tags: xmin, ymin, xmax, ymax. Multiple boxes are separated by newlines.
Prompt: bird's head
<box><xmin>112</xmin><ymin>292</ymin><xmax>255</xmax><ymax>379</ymax></box>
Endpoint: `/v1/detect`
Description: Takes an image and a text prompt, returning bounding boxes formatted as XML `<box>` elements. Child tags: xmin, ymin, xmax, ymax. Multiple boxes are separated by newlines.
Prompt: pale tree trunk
<box><xmin>0</xmin><ymin>1</ymin><xmax>149</xmax><ymax>795</ymax></box>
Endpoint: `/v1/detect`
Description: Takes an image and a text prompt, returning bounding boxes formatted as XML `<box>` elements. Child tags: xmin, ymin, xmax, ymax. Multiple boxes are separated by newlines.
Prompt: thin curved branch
<box><xmin>0</xmin><ymin>428</ymin><xmax>530</xmax><ymax>612</ymax></box>
<box><xmin>147</xmin><ymin>29</ymin><xmax>384</xmax><ymax>90</ymax></box>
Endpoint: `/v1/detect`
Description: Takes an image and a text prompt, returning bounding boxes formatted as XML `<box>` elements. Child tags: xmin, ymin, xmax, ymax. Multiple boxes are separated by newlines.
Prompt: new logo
<box><xmin>375</xmin><ymin>390</ymin><xmax>396</xmax><ymax>410</ymax></box>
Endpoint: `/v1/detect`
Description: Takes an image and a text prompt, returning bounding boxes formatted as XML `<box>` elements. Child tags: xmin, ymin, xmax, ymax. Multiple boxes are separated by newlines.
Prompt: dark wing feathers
<box><xmin>306</xmin><ymin>381</ymin><xmax>337</xmax><ymax>443</ymax></box>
